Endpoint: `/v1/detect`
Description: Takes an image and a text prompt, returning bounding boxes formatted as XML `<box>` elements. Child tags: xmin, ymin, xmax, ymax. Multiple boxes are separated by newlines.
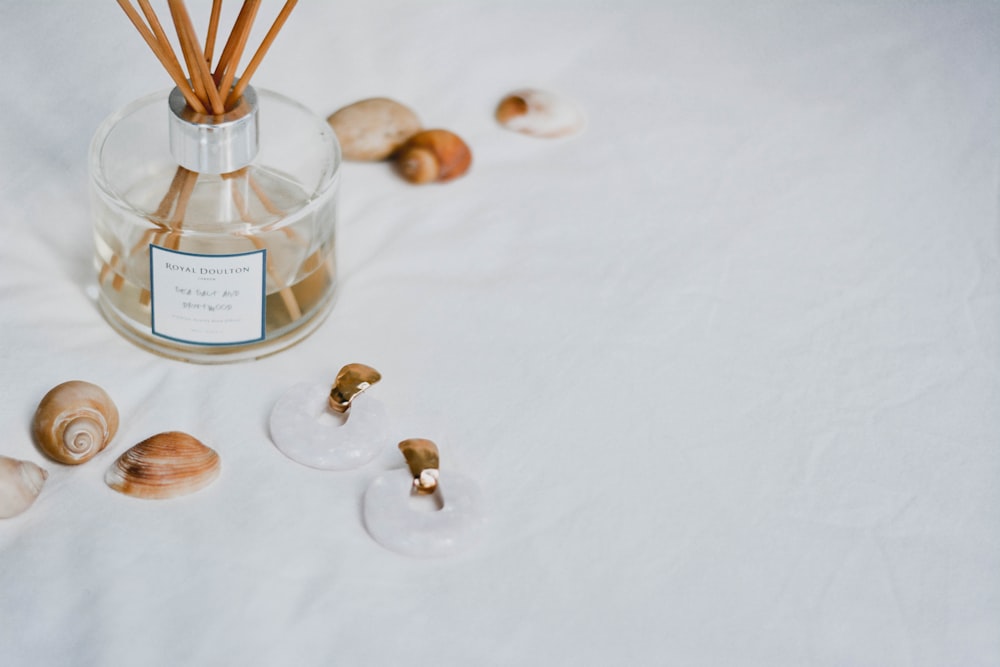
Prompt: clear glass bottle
<box><xmin>90</xmin><ymin>86</ymin><xmax>340</xmax><ymax>363</ymax></box>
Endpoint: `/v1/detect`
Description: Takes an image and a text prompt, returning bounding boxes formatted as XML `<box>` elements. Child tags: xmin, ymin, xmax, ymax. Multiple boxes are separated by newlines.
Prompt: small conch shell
<box><xmin>495</xmin><ymin>88</ymin><xmax>586</xmax><ymax>138</ymax></box>
<box><xmin>32</xmin><ymin>380</ymin><xmax>119</xmax><ymax>465</ymax></box>
<box><xmin>394</xmin><ymin>129</ymin><xmax>472</xmax><ymax>184</ymax></box>
<box><xmin>105</xmin><ymin>431</ymin><xmax>220</xmax><ymax>500</ymax></box>
<box><xmin>327</xmin><ymin>97</ymin><xmax>422</xmax><ymax>161</ymax></box>
<box><xmin>0</xmin><ymin>455</ymin><xmax>48</xmax><ymax>519</ymax></box>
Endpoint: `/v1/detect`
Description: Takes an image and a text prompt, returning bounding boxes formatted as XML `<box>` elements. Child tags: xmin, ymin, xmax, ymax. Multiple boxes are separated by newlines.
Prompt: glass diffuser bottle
<box><xmin>90</xmin><ymin>85</ymin><xmax>340</xmax><ymax>363</ymax></box>
<box><xmin>91</xmin><ymin>0</ymin><xmax>338</xmax><ymax>363</ymax></box>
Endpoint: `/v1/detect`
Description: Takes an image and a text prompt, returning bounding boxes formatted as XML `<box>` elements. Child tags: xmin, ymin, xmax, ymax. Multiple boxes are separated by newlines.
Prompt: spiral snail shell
<box><xmin>32</xmin><ymin>380</ymin><xmax>119</xmax><ymax>465</ymax></box>
<box><xmin>0</xmin><ymin>455</ymin><xmax>48</xmax><ymax>519</ymax></box>
<box><xmin>394</xmin><ymin>129</ymin><xmax>472</xmax><ymax>184</ymax></box>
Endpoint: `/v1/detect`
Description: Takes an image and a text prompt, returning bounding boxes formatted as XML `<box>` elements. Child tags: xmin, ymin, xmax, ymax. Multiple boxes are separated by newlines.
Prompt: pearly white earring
<box><xmin>269</xmin><ymin>363</ymin><xmax>389</xmax><ymax>470</ymax></box>
<box><xmin>363</xmin><ymin>438</ymin><xmax>484</xmax><ymax>558</ymax></box>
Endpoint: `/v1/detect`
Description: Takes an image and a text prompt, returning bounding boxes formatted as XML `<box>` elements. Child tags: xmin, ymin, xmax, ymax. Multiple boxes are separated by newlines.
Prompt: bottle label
<box><xmin>149</xmin><ymin>245</ymin><xmax>267</xmax><ymax>345</ymax></box>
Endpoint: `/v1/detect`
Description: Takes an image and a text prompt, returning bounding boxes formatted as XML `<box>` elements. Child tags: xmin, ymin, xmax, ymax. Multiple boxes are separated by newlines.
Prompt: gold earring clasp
<box><xmin>328</xmin><ymin>363</ymin><xmax>382</xmax><ymax>413</ymax></box>
<box><xmin>398</xmin><ymin>438</ymin><xmax>440</xmax><ymax>495</ymax></box>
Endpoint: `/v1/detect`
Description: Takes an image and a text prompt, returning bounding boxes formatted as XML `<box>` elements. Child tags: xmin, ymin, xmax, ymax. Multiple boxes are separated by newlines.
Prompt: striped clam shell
<box><xmin>106</xmin><ymin>431</ymin><xmax>220</xmax><ymax>499</ymax></box>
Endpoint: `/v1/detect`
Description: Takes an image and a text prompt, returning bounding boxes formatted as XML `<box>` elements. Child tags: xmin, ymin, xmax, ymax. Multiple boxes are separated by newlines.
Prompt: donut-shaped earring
<box><xmin>363</xmin><ymin>438</ymin><xmax>485</xmax><ymax>558</ymax></box>
<box><xmin>269</xmin><ymin>363</ymin><xmax>389</xmax><ymax>470</ymax></box>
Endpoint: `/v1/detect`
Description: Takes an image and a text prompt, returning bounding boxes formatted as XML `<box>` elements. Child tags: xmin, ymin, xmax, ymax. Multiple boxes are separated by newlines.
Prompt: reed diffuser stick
<box><xmin>137</xmin><ymin>0</ymin><xmax>186</xmax><ymax>79</ymax></box>
<box><xmin>227</xmin><ymin>0</ymin><xmax>297</xmax><ymax>107</ymax></box>
<box><xmin>216</xmin><ymin>0</ymin><xmax>262</xmax><ymax>99</ymax></box>
<box><xmin>204</xmin><ymin>0</ymin><xmax>223</xmax><ymax>65</ymax></box>
<box><xmin>170</xmin><ymin>0</ymin><xmax>225</xmax><ymax>112</ymax></box>
<box><xmin>169</xmin><ymin>0</ymin><xmax>209</xmax><ymax>110</ymax></box>
<box><xmin>116</xmin><ymin>0</ymin><xmax>207</xmax><ymax>112</ymax></box>
<box><xmin>213</xmin><ymin>1</ymin><xmax>255</xmax><ymax>83</ymax></box>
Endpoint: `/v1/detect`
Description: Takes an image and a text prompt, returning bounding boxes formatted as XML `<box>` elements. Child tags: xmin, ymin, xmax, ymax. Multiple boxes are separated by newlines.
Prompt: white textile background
<box><xmin>0</xmin><ymin>1</ymin><xmax>998</xmax><ymax>665</ymax></box>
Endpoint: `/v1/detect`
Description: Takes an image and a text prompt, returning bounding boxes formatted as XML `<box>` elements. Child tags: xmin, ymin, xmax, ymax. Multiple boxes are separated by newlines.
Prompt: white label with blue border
<box><xmin>149</xmin><ymin>245</ymin><xmax>267</xmax><ymax>345</ymax></box>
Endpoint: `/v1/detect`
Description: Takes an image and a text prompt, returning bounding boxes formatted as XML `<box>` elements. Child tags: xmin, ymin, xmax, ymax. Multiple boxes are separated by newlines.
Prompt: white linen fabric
<box><xmin>0</xmin><ymin>1</ymin><xmax>997</xmax><ymax>665</ymax></box>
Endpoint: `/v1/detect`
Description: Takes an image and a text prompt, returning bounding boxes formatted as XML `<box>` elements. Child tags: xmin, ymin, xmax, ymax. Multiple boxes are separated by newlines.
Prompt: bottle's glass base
<box><xmin>96</xmin><ymin>285</ymin><xmax>337</xmax><ymax>364</ymax></box>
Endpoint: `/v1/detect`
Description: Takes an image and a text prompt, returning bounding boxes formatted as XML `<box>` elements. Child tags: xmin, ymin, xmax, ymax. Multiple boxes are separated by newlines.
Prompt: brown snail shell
<box><xmin>394</xmin><ymin>129</ymin><xmax>472</xmax><ymax>184</ymax></box>
<box><xmin>32</xmin><ymin>380</ymin><xmax>119</xmax><ymax>465</ymax></box>
<box><xmin>327</xmin><ymin>97</ymin><xmax>422</xmax><ymax>161</ymax></box>
<box><xmin>495</xmin><ymin>88</ymin><xmax>586</xmax><ymax>138</ymax></box>
<box><xmin>0</xmin><ymin>455</ymin><xmax>48</xmax><ymax>519</ymax></box>
<box><xmin>105</xmin><ymin>431</ymin><xmax>220</xmax><ymax>500</ymax></box>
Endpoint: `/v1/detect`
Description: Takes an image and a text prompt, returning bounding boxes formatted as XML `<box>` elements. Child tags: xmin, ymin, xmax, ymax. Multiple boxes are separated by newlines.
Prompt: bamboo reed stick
<box><xmin>204</xmin><ymin>0</ymin><xmax>224</xmax><ymax>66</ymax></box>
<box><xmin>136</xmin><ymin>0</ymin><xmax>187</xmax><ymax>84</ymax></box>
<box><xmin>170</xmin><ymin>0</ymin><xmax>225</xmax><ymax>113</ymax></box>
<box><xmin>226</xmin><ymin>0</ymin><xmax>298</xmax><ymax>107</ymax></box>
<box><xmin>169</xmin><ymin>169</ymin><xmax>199</xmax><ymax>229</ymax></box>
<box><xmin>216</xmin><ymin>0</ymin><xmax>261</xmax><ymax>99</ymax></box>
<box><xmin>154</xmin><ymin>166</ymin><xmax>189</xmax><ymax>220</ymax></box>
<box><xmin>249</xmin><ymin>175</ymin><xmax>283</xmax><ymax>216</ymax></box>
<box><xmin>115</xmin><ymin>0</ymin><xmax>207</xmax><ymax>113</ymax></box>
<box><xmin>168</xmin><ymin>0</ymin><xmax>211</xmax><ymax>109</ymax></box>
<box><xmin>227</xmin><ymin>174</ymin><xmax>303</xmax><ymax>320</ymax></box>
<box><xmin>213</xmin><ymin>0</ymin><xmax>256</xmax><ymax>86</ymax></box>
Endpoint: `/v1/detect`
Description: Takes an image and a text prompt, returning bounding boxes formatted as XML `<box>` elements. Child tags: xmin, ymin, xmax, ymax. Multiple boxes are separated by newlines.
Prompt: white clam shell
<box><xmin>327</xmin><ymin>97</ymin><xmax>422</xmax><ymax>161</ymax></box>
<box><xmin>495</xmin><ymin>88</ymin><xmax>586</xmax><ymax>138</ymax></box>
<box><xmin>363</xmin><ymin>467</ymin><xmax>485</xmax><ymax>558</ymax></box>
<box><xmin>269</xmin><ymin>383</ymin><xmax>389</xmax><ymax>470</ymax></box>
<box><xmin>0</xmin><ymin>455</ymin><xmax>48</xmax><ymax>519</ymax></box>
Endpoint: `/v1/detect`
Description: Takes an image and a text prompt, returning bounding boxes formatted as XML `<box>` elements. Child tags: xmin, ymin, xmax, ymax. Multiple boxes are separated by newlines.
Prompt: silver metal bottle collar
<box><xmin>167</xmin><ymin>85</ymin><xmax>259</xmax><ymax>174</ymax></box>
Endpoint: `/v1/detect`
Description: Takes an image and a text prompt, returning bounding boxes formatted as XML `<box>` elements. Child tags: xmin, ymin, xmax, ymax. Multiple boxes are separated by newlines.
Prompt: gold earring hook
<box><xmin>328</xmin><ymin>363</ymin><xmax>382</xmax><ymax>413</ymax></box>
<box><xmin>398</xmin><ymin>438</ymin><xmax>440</xmax><ymax>495</ymax></box>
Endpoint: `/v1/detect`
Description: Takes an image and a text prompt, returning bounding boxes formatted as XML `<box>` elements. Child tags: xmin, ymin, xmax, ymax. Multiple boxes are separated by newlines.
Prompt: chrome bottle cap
<box><xmin>168</xmin><ymin>85</ymin><xmax>259</xmax><ymax>174</ymax></box>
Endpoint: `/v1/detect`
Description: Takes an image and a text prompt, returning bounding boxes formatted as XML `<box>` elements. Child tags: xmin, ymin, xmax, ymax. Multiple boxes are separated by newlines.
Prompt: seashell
<box><xmin>105</xmin><ymin>431</ymin><xmax>220</xmax><ymax>500</ymax></box>
<box><xmin>327</xmin><ymin>97</ymin><xmax>422</xmax><ymax>161</ymax></box>
<box><xmin>394</xmin><ymin>129</ymin><xmax>472</xmax><ymax>184</ymax></box>
<box><xmin>495</xmin><ymin>88</ymin><xmax>586</xmax><ymax>138</ymax></box>
<box><xmin>0</xmin><ymin>455</ymin><xmax>48</xmax><ymax>519</ymax></box>
<box><xmin>32</xmin><ymin>380</ymin><xmax>119</xmax><ymax>465</ymax></box>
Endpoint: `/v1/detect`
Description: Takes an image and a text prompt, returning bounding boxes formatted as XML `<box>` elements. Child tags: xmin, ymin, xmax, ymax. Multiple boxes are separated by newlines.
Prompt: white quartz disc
<box><xmin>269</xmin><ymin>383</ymin><xmax>389</xmax><ymax>470</ymax></box>
<box><xmin>363</xmin><ymin>467</ymin><xmax>485</xmax><ymax>558</ymax></box>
